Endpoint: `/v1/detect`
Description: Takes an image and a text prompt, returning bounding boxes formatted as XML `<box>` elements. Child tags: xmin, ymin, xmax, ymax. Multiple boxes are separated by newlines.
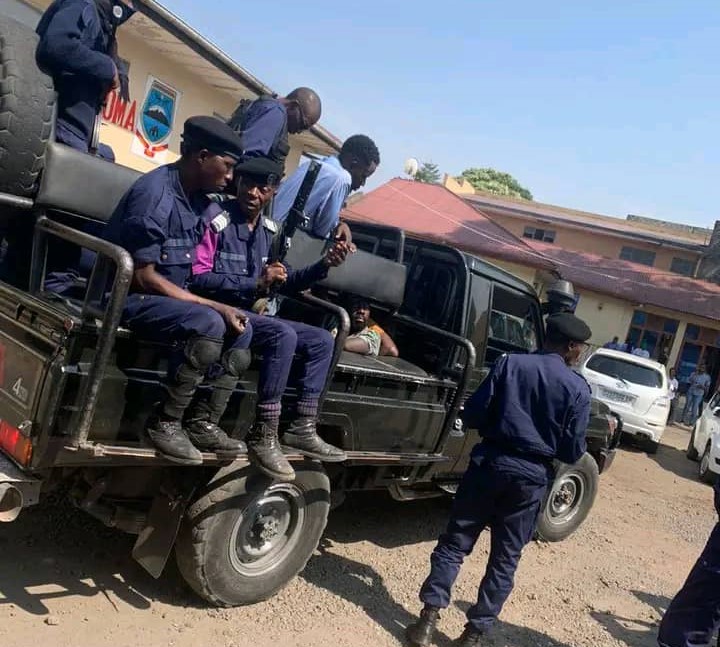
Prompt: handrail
<box><xmin>30</xmin><ymin>216</ymin><xmax>133</xmax><ymax>446</ymax></box>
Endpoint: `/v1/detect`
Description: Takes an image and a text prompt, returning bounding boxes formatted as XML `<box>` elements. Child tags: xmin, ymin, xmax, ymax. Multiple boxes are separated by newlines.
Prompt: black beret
<box><xmin>546</xmin><ymin>313</ymin><xmax>592</xmax><ymax>343</ymax></box>
<box><xmin>182</xmin><ymin>116</ymin><xmax>244</xmax><ymax>161</ymax></box>
<box><xmin>234</xmin><ymin>156</ymin><xmax>283</xmax><ymax>186</ymax></box>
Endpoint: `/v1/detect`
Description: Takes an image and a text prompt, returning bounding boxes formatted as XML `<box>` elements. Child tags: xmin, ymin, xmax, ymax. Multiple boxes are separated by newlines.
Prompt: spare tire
<box><xmin>0</xmin><ymin>15</ymin><xmax>55</xmax><ymax>197</ymax></box>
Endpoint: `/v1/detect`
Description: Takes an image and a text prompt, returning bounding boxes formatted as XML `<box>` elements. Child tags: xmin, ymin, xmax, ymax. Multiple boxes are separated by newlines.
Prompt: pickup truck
<box><xmin>0</xmin><ymin>14</ymin><xmax>621</xmax><ymax>608</ymax></box>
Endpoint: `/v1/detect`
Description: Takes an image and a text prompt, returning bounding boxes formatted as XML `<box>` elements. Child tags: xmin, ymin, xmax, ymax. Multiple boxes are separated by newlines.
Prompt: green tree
<box><xmin>458</xmin><ymin>167</ymin><xmax>533</xmax><ymax>200</ymax></box>
<box><xmin>414</xmin><ymin>161</ymin><xmax>442</xmax><ymax>184</ymax></box>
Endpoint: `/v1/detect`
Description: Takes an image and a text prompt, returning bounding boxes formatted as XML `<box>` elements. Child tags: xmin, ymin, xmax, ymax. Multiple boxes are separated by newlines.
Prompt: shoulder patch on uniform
<box><xmin>210</xmin><ymin>210</ymin><xmax>231</xmax><ymax>234</ymax></box>
<box><xmin>262</xmin><ymin>217</ymin><xmax>279</xmax><ymax>233</ymax></box>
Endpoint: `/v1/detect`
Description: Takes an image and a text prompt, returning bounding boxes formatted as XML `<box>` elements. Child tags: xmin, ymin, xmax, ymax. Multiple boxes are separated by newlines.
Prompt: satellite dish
<box><xmin>404</xmin><ymin>157</ymin><xmax>419</xmax><ymax>177</ymax></box>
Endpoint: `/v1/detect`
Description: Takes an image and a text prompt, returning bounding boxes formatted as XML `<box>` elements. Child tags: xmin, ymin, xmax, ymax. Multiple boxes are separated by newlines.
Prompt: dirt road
<box><xmin>0</xmin><ymin>425</ymin><xmax>715</xmax><ymax>647</ymax></box>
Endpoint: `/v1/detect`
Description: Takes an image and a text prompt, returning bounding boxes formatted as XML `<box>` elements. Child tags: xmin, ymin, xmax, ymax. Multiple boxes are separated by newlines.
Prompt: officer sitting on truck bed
<box><xmin>101</xmin><ymin>116</ymin><xmax>251</xmax><ymax>465</ymax></box>
<box><xmin>406</xmin><ymin>312</ymin><xmax>592</xmax><ymax>647</ymax></box>
<box><xmin>190</xmin><ymin>156</ymin><xmax>351</xmax><ymax>482</ymax></box>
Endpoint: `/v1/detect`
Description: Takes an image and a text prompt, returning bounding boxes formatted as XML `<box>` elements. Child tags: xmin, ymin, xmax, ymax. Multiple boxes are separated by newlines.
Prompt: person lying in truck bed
<box><xmin>343</xmin><ymin>298</ymin><xmax>398</xmax><ymax>358</ymax></box>
<box><xmin>189</xmin><ymin>155</ymin><xmax>352</xmax><ymax>482</ymax></box>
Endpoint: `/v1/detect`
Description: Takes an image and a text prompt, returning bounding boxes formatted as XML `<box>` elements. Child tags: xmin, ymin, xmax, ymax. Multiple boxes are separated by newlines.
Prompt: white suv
<box><xmin>581</xmin><ymin>349</ymin><xmax>670</xmax><ymax>453</ymax></box>
<box><xmin>686</xmin><ymin>392</ymin><xmax>720</xmax><ymax>484</ymax></box>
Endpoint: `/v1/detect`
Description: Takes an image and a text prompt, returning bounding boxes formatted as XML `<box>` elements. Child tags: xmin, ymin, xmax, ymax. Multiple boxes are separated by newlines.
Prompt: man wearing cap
<box><xmin>406</xmin><ymin>312</ymin><xmax>593</xmax><ymax>647</ymax></box>
<box><xmin>227</xmin><ymin>88</ymin><xmax>322</xmax><ymax>169</ymax></box>
<box><xmin>102</xmin><ymin>116</ymin><xmax>251</xmax><ymax>464</ymax></box>
<box><xmin>36</xmin><ymin>0</ymin><xmax>135</xmax><ymax>154</ymax></box>
<box><xmin>190</xmin><ymin>156</ymin><xmax>351</xmax><ymax>481</ymax></box>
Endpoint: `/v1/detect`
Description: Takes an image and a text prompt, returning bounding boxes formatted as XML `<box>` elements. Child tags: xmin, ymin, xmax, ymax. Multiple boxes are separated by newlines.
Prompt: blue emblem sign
<box><xmin>139</xmin><ymin>79</ymin><xmax>176</xmax><ymax>146</ymax></box>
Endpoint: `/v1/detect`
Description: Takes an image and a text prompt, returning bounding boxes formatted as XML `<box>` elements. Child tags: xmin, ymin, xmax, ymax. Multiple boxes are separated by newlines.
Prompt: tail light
<box><xmin>0</xmin><ymin>420</ymin><xmax>32</xmax><ymax>465</ymax></box>
<box><xmin>653</xmin><ymin>396</ymin><xmax>670</xmax><ymax>408</ymax></box>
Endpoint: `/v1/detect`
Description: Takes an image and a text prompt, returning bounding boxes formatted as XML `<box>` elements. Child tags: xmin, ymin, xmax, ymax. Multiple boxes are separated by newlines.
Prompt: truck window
<box><xmin>467</xmin><ymin>272</ymin><xmax>491</xmax><ymax>362</ymax></box>
<box><xmin>487</xmin><ymin>286</ymin><xmax>540</xmax><ymax>355</ymax></box>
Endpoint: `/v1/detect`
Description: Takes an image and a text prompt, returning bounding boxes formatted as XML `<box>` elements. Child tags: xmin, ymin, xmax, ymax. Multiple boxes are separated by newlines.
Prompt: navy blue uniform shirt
<box><xmin>462</xmin><ymin>352</ymin><xmax>591</xmax><ymax>483</ymax></box>
<box><xmin>240</xmin><ymin>98</ymin><xmax>290</xmax><ymax>165</ymax></box>
<box><xmin>190</xmin><ymin>198</ymin><xmax>328</xmax><ymax>308</ymax></box>
<box><xmin>103</xmin><ymin>164</ymin><xmax>205</xmax><ymax>290</ymax></box>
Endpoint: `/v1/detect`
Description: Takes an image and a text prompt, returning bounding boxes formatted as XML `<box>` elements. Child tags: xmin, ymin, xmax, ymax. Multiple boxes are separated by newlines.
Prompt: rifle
<box><xmin>268</xmin><ymin>160</ymin><xmax>321</xmax><ymax>264</ymax></box>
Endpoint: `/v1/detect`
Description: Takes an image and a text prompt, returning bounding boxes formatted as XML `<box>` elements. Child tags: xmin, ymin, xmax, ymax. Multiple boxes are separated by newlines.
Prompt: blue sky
<box><xmin>163</xmin><ymin>0</ymin><xmax>720</xmax><ymax>228</ymax></box>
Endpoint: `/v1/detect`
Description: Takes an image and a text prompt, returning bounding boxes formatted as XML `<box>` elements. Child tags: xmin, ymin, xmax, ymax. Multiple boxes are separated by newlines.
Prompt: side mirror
<box><xmin>713</xmin><ymin>407</ymin><xmax>720</xmax><ymax>418</ymax></box>
<box><xmin>542</xmin><ymin>279</ymin><xmax>577</xmax><ymax>315</ymax></box>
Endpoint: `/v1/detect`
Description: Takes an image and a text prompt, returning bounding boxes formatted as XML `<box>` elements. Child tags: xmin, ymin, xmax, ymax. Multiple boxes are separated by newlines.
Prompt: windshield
<box><xmin>586</xmin><ymin>354</ymin><xmax>664</xmax><ymax>388</ymax></box>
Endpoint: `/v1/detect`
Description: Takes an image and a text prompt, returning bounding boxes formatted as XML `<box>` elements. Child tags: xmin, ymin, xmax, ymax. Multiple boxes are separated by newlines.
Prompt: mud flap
<box><xmin>132</xmin><ymin>490</ymin><xmax>189</xmax><ymax>579</ymax></box>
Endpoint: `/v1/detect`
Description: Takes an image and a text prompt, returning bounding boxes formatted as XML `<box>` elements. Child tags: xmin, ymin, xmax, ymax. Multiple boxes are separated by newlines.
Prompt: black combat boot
<box><xmin>186</xmin><ymin>417</ymin><xmax>247</xmax><ymax>457</ymax></box>
<box><xmin>454</xmin><ymin>627</ymin><xmax>484</xmax><ymax>646</ymax></box>
<box><xmin>281</xmin><ymin>418</ymin><xmax>347</xmax><ymax>462</ymax></box>
<box><xmin>405</xmin><ymin>606</ymin><xmax>440</xmax><ymax>646</ymax></box>
<box><xmin>146</xmin><ymin>416</ymin><xmax>203</xmax><ymax>465</ymax></box>
<box><xmin>246</xmin><ymin>419</ymin><xmax>295</xmax><ymax>481</ymax></box>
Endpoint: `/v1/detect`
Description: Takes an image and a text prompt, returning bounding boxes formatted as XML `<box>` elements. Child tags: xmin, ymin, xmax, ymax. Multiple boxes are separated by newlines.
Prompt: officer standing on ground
<box><xmin>101</xmin><ymin>116</ymin><xmax>249</xmax><ymax>465</ymax></box>
<box><xmin>190</xmin><ymin>156</ymin><xmax>350</xmax><ymax>481</ymax></box>
<box><xmin>406</xmin><ymin>313</ymin><xmax>592</xmax><ymax>647</ymax></box>
<box><xmin>227</xmin><ymin>88</ymin><xmax>322</xmax><ymax>168</ymax></box>
<box><xmin>657</xmin><ymin>479</ymin><xmax>720</xmax><ymax>647</ymax></box>
<box><xmin>36</xmin><ymin>0</ymin><xmax>135</xmax><ymax>155</ymax></box>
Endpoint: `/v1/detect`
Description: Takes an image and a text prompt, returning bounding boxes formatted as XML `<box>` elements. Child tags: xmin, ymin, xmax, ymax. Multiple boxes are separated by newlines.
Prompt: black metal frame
<box><xmin>29</xmin><ymin>216</ymin><xmax>133</xmax><ymax>447</ymax></box>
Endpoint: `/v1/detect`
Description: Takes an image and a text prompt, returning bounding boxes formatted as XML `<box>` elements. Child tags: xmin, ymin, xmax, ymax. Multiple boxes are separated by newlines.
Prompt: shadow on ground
<box><xmin>589</xmin><ymin>589</ymin><xmax>670</xmax><ymax>647</ymax></box>
<box><xmin>0</xmin><ymin>498</ymin><xmax>200</xmax><ymax>615</ymax></box>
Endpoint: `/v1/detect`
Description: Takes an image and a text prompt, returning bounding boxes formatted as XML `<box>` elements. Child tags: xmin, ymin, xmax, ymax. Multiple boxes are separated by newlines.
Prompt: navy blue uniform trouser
<box><xmin>658</xmin><ymin>483</ymin><xmax>720</xmax><ymax>647</ymax></box>
<box><xmin>420</xmin><ymin>458</ymin><xmax>548</xmax><ymax>633</ymax></box>
<box><xmin>122</xmin><ymin>295</ymin><xmax>333</xmax><ymax>410</ymax></box>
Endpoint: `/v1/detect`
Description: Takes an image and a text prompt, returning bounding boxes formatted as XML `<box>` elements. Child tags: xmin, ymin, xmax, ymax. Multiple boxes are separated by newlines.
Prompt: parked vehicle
<box><xmin>581</xmin><ymin>348</ymin><xmax>670</xmax><ymax>454</ymax></box>
<box><xmin>686</xmin><ymin>392</ymin><xmax>720</xmax><ymax>484</ymax></box>
<box><xmin>0</xmin><ymin>14</ymin><xmax>620</xmax><ymax>607</ymax></box>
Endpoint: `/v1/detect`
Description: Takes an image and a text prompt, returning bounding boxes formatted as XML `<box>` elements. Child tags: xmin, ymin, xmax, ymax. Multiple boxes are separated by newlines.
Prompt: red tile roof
<box><xmin>343</xmin><ymin>179</ymin><xmax>555</xmax><ymax>271</ymax></box>
<box><xmin>343</xmin><ymin>179</ymin><xmax>720</xmax><ymax>324</ymax></box>
<box><xmin>527</xmin><ymin>240</ymin><xmax>720</xmax><ymax>322</ymax></box>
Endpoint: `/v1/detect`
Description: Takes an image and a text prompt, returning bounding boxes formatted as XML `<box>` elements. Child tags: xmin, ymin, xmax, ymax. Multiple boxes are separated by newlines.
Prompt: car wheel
<box><xmin>645</xmin><ymin>438</ymin><xmax>660</xmax><ymax>455</ymax></box>
<box><xmin>535</xmin><ymin>453</ymin><xmax>599</xmax><ymax>543</ymax></box>
<box><xmin>686</xmin><ymin>426</ymin><xmax>699</xmax><ymax>461</ymax></box>
<box><xmin>175</xmin><ymin>460</ymin><xmax>330</xmax><ymax>606</ymax></box>
<box><xmin>699</xmin><ymin>444</ymin><xmax>717</xmax><ymax>485</ymax></box>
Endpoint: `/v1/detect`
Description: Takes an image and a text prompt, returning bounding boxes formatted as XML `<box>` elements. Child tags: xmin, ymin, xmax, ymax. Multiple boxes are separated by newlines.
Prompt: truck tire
<box><xmin>699</xmin><ymin>444</ymin><xmax>717</xmax><ymax>485</ymax></box>
<box><xmin>0</xmin><ymin>16</ymin><xmax>55</xmax><ymax>197</ymax></box>
<box><xmin>535</xmin><ymin>453</ymin><xmax>599</xmax><ymax>543</ymax></box>
<box><xmin>686</xmin><ymin>426</ymin><xmax>699</xmax><ymax>461</ymax></box>
<box><xmin>175</xmin><ymin>460</ymin><xmax>330</xmax><ymax>607</ymax></box>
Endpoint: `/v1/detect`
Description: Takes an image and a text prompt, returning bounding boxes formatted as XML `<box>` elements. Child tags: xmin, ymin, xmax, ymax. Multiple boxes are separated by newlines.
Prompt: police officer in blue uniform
<box><xmin>406</xmin><ymin>313</ymin><xmax>592</xmax><ymax>647</ymax></box>
<box><xmin>190</xmin><ymin>156</ymin><xmax>350</xmax><ymax>481</ymax></box>
<box><xmin>36</xmin><ymin>0</ymin><xmax>135</xmax><ymax>153</ymax></box>
<box><xmin>657</xmin><ymin>480</ymin><xmax>720</xmax><ymax>647</ymax></box>
<box><xmin>227</xmin><ymin>88</ymin><xmax>322</xmax><ymax>169</ymax></box>
<box><xmin>102</xmin><ymin>116</ymin><xmax>250</xmax><ymax>465</ymax></box>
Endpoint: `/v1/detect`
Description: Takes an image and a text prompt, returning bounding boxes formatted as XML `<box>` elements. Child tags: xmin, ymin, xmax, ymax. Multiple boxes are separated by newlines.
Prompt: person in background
<box><xmin>35</xmin><ymin>0</ymin><xmax>135</xmax><ymax>153</ymax></box>
<box><xmin>632</xmin><ymin>341</ymin><xmax>651</xmax><ymax>359</ymax></box>
<box><xmin>657</xmin><ymin>480</ymin><xmax>720</xmax><ymax>647</ymax></box>
<box><xmin>603</xmin><ymin>336</ymin><xmax>621</xmax><ymax>350</ymax></box>
<box><xmin>682</xmin><ymin>364</ymin><xmax>712</xmax><ymax>427</ymax></box>
<box><xmin>272</xmin><ymin>134</ymin><xmax>380</xmax><ymax>243</ymax></box>
<box><xmin>668</xmin><ymin>368</ymin><xmax>679</xmax><ymax>424</ymax></box>
<box><xmin>227</xmin><ymin>88</ymin><xmax>322</xmax><ymax>169</ymax></box>
<box><xmin>405</xmin><ymin>313</ymin><xmax>592</xmax><ymax>647</ymax></box>
<box><xmin>344</xmin><ymin>299</ymin><xmax>398</xmax><ymax>358</ymax></box>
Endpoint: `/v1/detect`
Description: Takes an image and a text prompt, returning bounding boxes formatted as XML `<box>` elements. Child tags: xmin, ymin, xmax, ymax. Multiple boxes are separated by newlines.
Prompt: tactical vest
<box><xmin>227</xmin><ymin>95</ymin><xmax>290</xmax><ymax>166</ymax></box>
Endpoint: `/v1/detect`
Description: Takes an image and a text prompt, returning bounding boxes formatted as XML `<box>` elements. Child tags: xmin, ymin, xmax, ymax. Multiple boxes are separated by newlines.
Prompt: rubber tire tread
<box><xmin>535</xmin><ymin>453</ymin><xmax>599</xmax><ymax>543</ymax></box>
<box><xmin>175</xmin><ymin>460</ymin><xmax>330</xmax><ymax>607</ymax></box>
<box><xmin>0</xmin><ymin>15</ymin><xmax>55</xmax><ymax>197</ymax></box>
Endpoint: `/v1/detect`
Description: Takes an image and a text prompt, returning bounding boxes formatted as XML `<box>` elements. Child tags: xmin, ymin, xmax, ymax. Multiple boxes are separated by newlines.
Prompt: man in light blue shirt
<box><xmin>272</xmin><ymin>134</ymin><xmax>380</xmax><ymax>240</ymax></box>
<box><xmin>682</xmin><ymin>364</ymin><xmax>712</xmax><ymax>426</ymax></box>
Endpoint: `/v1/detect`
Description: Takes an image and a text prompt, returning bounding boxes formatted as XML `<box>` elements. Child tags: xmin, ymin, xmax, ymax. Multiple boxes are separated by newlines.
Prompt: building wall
<box><xmin>482</xmin><ymin>212</ymin><xmax>700</xmax><ymax>273</ymax></box>
<box><xmin>490</xmin><ymin>260</ymin><xmax>539</xmax><ymax>289</ymax></box>
<box><xmin>570</xmin><ymin>290</ymin><xmax>635</xmax><ymax>348</ymax></box>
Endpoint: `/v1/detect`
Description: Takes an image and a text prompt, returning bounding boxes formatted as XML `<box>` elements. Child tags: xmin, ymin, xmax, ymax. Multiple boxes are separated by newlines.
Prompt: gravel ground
<box><xmin>0</xmin><ymin>425</ymin><xmax>716</xmax><ymax>647</ymax></box>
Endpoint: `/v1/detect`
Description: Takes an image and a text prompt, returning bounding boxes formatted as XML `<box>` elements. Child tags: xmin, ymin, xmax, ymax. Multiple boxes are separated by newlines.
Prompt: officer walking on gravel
<box><xmin>35</xmin><ymin>0</ymin><xmax>135</xmax><ymax>156</ymax></box>
<box><xmin>657</xmin><ymin>479</ymin><xmax>720</xmax><ymax>647</ymax></box>
<box><xmin>406</xmin><ymin>313</ymin><xmax>592</xmax><ymax>647</ymax></box>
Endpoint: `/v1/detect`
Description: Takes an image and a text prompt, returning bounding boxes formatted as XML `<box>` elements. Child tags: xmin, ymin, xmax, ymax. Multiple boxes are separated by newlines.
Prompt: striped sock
<box><xmin>256</xmin><ymin>401</ymin><xmax>282</xmax><ymax>423</ymax></box>
<box><xmin>296</xmin><ymin>399</ymin><xmax>319</xmax><ymax>419</ymax></box>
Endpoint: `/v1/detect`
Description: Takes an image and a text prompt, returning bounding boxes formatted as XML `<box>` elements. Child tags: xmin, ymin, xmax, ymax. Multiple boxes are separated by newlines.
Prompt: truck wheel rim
<box><xmin>548</xmin><ymin>473</ymin><xmax>585</xmax><ymax>525</ymax></box>
<box><xmin>229</xmin><ymin>484</ymin><xmax>306</xmax><ymax>576</ymax></box>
